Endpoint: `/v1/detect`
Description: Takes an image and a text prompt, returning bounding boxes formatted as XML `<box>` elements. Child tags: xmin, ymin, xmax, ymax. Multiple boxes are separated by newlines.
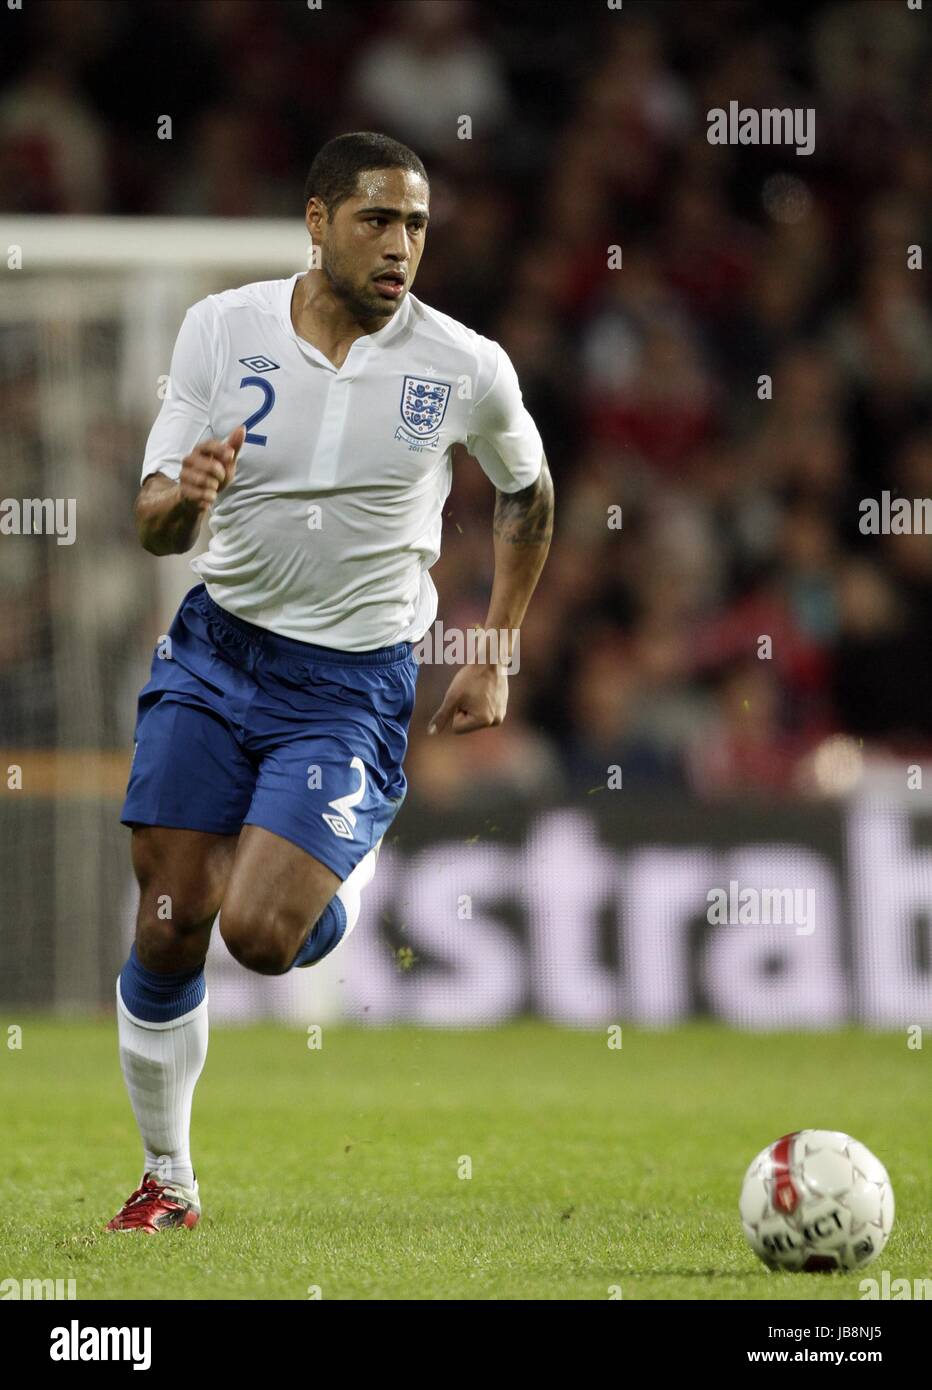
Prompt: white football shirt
<box><xmin>141</xmin><ymin>273</ymin><xmax>544</xmax><ymax>650</ymax></box>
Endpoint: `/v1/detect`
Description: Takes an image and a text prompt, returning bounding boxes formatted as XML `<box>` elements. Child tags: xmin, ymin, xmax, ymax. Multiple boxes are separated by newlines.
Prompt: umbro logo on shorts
<box><xmin>238</xmin><ymin>355</ymin><xmax>280</xmax><ymax>373</ymax></box>
<box><xmin>322</xmin><ymin>812</ymin><xmax>354</xmax><ymax>840</ymax></box>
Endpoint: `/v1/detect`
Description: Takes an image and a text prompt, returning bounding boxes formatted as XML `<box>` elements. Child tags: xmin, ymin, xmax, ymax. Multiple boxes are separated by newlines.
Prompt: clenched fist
<box><xmin>428</xmin><ymin>662</ymin><xmax>509</xmax><ymax>735</ymax></box>
<box><xmin>180</xmin><ymin>425</ymin><xmax>246</xmax><ymax>513</ymax></box>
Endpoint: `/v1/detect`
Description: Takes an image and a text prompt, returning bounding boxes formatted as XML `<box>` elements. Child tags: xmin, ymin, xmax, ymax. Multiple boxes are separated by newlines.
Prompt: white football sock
<box><xmin>116</xmin><ymin>984</ymin><xmax>208</xmax><ymax>1192</ymax></box>
<box><xmin>334</xmin><ymin>836</ymin><xmax>382</xmax><ymax>946</ymax></box>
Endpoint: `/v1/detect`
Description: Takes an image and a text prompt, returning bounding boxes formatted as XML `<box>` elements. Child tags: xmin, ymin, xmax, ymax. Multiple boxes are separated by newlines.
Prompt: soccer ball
<box><xmin>739</xmin><ymin>1129</ymin><xmax>894</xmax><ymax>1272</ymax></box>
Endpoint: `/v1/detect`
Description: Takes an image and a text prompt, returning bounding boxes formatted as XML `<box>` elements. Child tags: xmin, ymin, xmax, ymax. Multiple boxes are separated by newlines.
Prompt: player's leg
<box><xmin>109</xmin><ymin>827</ymin><xmax>238</xmax><ymax>1232</ymax></box>
<box><xmin>222</xmin><ymin>727</ymin><xmax>412</xmax><ymax>974</ymax></box>
<box><xmin>223</xmin><ymin>631</ymin><xmax>418</xmax><ymax>972</ymax></box>
<box><xmin>218</xmin><ymin>824</ymin><xmax>342</xmax><ymax>974</ymax></box>
<box><xmin>132</xmin><ymin>824</ymin><xmax>237</xmax><ymax>972</ymax></box>
<box><xmin>110</xmin><ymin>584</ymin><xmax>258</xmax><ymax>1230</ymax></box>
<box><xmin>293</xmin><ymin>831</ymin><xmax>384</xmax><ymax>968</ymax></box>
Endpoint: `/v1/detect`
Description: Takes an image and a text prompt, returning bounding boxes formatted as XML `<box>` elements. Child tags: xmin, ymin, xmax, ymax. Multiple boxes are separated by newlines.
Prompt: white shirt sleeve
<box><xmin>466</xmin><ymin>341</ymin><xmax>544</xmax><ymax>493</ymax></box>
<box><xmin>140</xmin><ymin>301</ymin><xmax>216</xmax><ymax>483</ymax></box>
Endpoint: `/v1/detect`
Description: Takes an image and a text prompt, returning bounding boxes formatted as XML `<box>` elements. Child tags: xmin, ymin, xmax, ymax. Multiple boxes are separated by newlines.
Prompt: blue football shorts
<box><xmin>121</xmin><ymin>583</ymin><xmax>419</xmax><ymax>879</ymax></box>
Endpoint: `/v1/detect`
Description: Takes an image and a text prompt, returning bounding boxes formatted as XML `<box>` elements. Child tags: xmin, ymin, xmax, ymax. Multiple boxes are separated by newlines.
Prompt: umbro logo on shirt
<box><xmin>239</xmin><ymin>355</ymin><xmax>280</xmax><ymax>373</ymax></box>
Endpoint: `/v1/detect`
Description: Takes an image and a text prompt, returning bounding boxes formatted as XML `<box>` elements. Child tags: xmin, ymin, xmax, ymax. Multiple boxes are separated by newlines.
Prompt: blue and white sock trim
<box><xmin>117</xmin><ymin>943</ymin><xmax>206</xmax><ymax>1026</ymax></box>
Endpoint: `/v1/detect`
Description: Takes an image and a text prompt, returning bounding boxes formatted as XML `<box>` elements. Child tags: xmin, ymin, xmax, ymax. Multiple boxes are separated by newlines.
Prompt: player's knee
<box><xmin>136</xmin><ymin>899</ymin><xmax>217</xmax><ymax>972</ymax></box>
<box><xmin>136</xmin><ymin>911</ymin><xmax>213</xmax><ymax>967</ymax></box>
<box><xmin>131</xmin><ymin>830</ymin><xmax>228</xmax><ymax>929</ymax></box>
<box><xmin>219</xmin><ymin>906</ymin><xmax>303</xmax><ymax>976</ymax></box>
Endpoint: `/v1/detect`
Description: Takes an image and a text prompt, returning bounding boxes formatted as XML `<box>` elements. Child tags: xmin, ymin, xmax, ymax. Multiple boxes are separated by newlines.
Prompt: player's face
<box><xmin>312</xmin><ymin>167</ymin><xmax>429</xmax><ymax>321</ymax></box>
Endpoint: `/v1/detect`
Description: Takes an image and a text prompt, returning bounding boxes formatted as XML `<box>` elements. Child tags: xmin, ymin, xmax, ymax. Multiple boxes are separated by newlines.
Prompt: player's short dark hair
<box><xmin>303</xmin><ymin>132</ymin><xmax>428</xmax><ymax>215</ymax></box>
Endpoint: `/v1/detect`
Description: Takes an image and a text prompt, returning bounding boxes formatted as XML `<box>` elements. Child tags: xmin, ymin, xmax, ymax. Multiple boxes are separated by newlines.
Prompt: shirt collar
<box><xmin>282</xmin><ymin>272</ymin><xmax>412</xmax><ymax>363</ymax></box>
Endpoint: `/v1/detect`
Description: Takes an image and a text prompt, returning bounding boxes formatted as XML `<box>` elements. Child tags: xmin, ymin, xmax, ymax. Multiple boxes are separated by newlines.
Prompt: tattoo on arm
<box><xmin>493</xmin><ymin>458</ymin><xmax>554</xmax><ymax>546</ymax></box>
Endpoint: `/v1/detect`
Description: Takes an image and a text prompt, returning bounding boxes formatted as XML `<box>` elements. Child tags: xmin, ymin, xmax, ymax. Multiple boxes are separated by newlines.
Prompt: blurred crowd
<box><xmin>2</xmin><ymin>0</ymin><xmax>931</xmax><ymax>806</ymax></box>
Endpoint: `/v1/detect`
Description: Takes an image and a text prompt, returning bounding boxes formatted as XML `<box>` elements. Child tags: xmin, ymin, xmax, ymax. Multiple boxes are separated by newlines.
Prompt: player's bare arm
<box><xmin>134</xmin><ymin>426</ymin><xmax>245</xmax><ymax>555</ymax></box>
<box><xmin>429</xmin><ymin>457</ymin><xmax>554</xmax><ymax>735</ymax></box>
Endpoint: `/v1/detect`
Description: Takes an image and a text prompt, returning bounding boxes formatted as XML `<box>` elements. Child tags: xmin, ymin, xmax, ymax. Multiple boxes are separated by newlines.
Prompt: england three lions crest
<box><xmin>399</xmin><ymin>375</ymin><xmax>451</xmax><ymax>440</ymax></box>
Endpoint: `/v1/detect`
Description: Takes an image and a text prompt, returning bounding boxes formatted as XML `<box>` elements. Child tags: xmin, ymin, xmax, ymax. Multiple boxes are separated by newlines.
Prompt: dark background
<box><xmin>1</xmin><ymin>0</ymin><xmax>930</xmax><ymax>808</ymax></box>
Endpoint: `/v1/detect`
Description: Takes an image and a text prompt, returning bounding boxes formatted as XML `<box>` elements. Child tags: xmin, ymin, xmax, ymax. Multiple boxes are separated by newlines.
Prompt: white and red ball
<box><xmin>740</xmin><ymin>1129</ymin><xmax>894</xmax><ymax>1271</ymax></box>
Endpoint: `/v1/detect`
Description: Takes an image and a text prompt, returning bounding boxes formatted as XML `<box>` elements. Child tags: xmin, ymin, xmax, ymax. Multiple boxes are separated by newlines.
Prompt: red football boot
<box><xmin>105</xmin><ymin>1173</ymin><xmax>200</xmax><ymax>1233</ymax></box>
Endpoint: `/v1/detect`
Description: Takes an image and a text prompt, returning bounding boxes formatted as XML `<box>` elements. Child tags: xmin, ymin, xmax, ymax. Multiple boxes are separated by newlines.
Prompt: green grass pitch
<box><xmin>0</xmin><ymin>1020</ymin><xmax>928</xmax><ymax>1300</ymax></box>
